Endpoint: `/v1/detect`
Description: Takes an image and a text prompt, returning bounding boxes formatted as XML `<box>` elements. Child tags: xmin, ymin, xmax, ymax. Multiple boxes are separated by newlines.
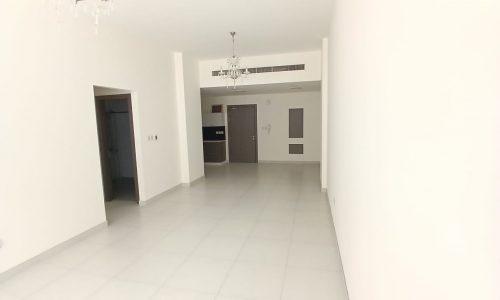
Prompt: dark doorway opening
<box><xmin>95</xmin><ymin>94</ymin><xmax>140</xmax><ymax>203</ymax></box>
<box><xmin>227</xmin><ymin>104</ymin><xmax>258</xmax><ymax>163</ymax></box>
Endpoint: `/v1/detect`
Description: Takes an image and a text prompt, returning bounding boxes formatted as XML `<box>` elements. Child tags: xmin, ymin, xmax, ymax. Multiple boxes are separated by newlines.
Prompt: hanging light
<box><xmin>75</xmin><ymin>0</ymin><xmax>114</xmax><ymax>26</ymax></box>
<box><xmin>218</xmin><ymin>32</ymin><xmax>251</xmax><ymax>89</ymax></box>
<box><xmin>48</xmin><ymin>0</ymin><xmax>114</xmax><ymax>28</ymax></box>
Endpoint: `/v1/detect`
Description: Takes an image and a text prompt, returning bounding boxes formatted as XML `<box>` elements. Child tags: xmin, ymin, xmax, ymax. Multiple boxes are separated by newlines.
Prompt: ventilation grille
<box><xmin>289</xmin><ymin>144</ymin><xmax>304</xmax><ymax>155</ymax></box>
<box><xmin>212</xmin><ymin>64</ymin><xmax>305</xmax><ymax>77</ymax></box>
<box><xmin>289</xmin><ymin>108</ymin><xmax>304</xmax><ymax>138</ymax></box>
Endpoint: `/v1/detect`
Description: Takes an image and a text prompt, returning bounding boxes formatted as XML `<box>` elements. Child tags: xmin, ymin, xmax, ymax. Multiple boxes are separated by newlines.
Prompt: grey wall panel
<box><xmin>289</xmin><ymin>108</ymin><xmax>304</xmax><ymax>138</ymax></box>
<box><xmin>289</xmin><ymin>144</ymin><xmax>304</xmax><ymax>154</ymax></box>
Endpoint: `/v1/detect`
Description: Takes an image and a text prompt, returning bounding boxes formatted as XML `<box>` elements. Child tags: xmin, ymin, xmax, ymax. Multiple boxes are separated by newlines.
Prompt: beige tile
<box><xmin>287</xmin><ymin>243</ymin><xmax>342</xmax><ymax>271</ymax></box>
<box><xmin>237</xmin><ymin>238</ymin><xmax>290</xmax><ymax>266</ymax></box>
<box><xmin>74</xmin><ymin>248</ymin><xmax>140</xmax><ymax>277</ymax></box>
<box><xmin>0</xmin><ymin>262</ymin><xmax>68</xmax><ymax>298</ymax></box>
<box><xmin>192</xmin><ymin>235</ymin><xmax>246</xmax><ymax>260</ymax></box>
<box><xmin>0</xmin><ymin>289</ymin><xmax>21</xmax><ymax>300</ymax></box>
<box><xmin>116</xmin><ymin>252</ymin><xmax>187</xmax><ymax>284</ymax></box>
<box><xmin>219</xmin><ymin>262</ymin><xmax>286</xmax><ymax>300</ymax></box>
<box><xmin>151</xmin><ymin>287</ymin><xmax>216</xmax><ymax>300</ymax></box>
<box><xmin>153</xmin><ymin>231</ymin><xmax>206</xmax><ymax>255</ymax></box>
<box><xmin>26</xmin><ymin>270</ymin><xmax>108</xmax><ymax>300</ymax></box>
<box><xmin>87</xmin><ymin>279</ymin><xmax>158</xmax><ymax>300</ymax></box>
<box><xmin>291</xmin><ymin>224</ymin><xmax>336</xmax><ymax>245</ymax></box>
<box><xmin>43</xmin><ymin>242</ymin><xmax>104</xmax><ymax>269</ymax></box>
<box><xmin>166</xmin><ymin>257</ymin><xmax>233</xmax><ymax>293</ymax></box>
<box><xmin>281</xmin><ymin>268</ymin><xmax>348</xmax><ymax>300</ymax></box>
<box><xmin>251</xmin><ymin>221</ymin><xmax>293</xmax><ymax>241</ymax></box>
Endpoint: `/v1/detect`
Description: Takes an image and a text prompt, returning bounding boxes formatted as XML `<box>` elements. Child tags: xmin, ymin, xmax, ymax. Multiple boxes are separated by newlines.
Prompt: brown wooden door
<box><xmin>95</xmin><ymin>100</ymin><xmax>113</xmax><ymax>201</ymax></box>
<box><xmin>227</xmin><ymin>104</ymin><xmax>258</xmax><ymax>163</ymax></box>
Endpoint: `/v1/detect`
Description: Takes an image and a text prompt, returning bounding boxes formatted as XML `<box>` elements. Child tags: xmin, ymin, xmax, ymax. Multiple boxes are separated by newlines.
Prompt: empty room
<box><xmin>1</xmin><ymin>1</ymin><xmax>499</xmax><ymax>300</ymax></box>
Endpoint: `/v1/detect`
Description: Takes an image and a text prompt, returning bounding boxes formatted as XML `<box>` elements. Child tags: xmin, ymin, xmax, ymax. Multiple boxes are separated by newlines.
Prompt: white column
<box><xmin>321</xmin><ymin>38</ymin><xmax>328</xmax><ymax>191</ymax></box>
<box><xmin>174</xmin><ymin>52</ymin><xmax>191</xmax><ymax>183</ymax></box>
<box><xmin>174</xmin><ymin>52</ymin><xmax>205</xmax><ymax>184</ymax></box>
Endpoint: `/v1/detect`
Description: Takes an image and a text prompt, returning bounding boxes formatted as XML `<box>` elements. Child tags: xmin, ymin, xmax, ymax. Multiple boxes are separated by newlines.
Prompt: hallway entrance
<box><xmin>95</xmin><ymin>93</ymin><xmax>140</xmax><ymax>203</ymax></box>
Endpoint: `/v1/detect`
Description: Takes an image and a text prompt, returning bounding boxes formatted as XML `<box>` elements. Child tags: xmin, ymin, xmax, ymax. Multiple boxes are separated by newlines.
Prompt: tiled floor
<box><xmin>0</xmin><ymin>164</ymin><xmax>349</xmax><ymax>300</ymax></box>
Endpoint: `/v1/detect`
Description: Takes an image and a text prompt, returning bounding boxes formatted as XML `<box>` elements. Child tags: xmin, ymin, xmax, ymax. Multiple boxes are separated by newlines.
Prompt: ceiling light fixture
<box><xmin>49</xmin><ymin>0</ymin><xmax>114</xmax><ymax>28</ymax></box>
<box><xmin>218</xmin><ymin>32</ymin><xmax>251</xmax><ymax>89</ymax></box>
<box><xmin>76</xmin><ymin>0</ymin><xmax>114</xmax><ymax>26</ymax></box>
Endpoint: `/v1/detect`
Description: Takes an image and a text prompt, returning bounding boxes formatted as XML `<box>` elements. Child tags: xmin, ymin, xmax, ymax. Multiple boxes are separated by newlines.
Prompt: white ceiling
<box><xmin>106</xmin><ymin>0</ymin><xmax>333</xmax><ymax>59</ymax></box>
<box><xmin>201</xmin><ymin>81</ymin><xmax>321</xmax><ymax>97</ymax></box>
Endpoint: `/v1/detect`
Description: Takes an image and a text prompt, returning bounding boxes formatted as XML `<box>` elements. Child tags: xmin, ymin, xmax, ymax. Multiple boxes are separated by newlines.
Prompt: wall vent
<box><xmin>289</xmin><ymin>144</ymin><xmax>304</xmax><ymax>155</ymax></box>
<box><xmin>212</xmin><ymin>64</ymin><xmax>305</xmax><ymax>77</ymax></box>
<box><xmin>289</xmin><ymin>108</ymin><xmax>304</xmax><ymax>138</ymax></box>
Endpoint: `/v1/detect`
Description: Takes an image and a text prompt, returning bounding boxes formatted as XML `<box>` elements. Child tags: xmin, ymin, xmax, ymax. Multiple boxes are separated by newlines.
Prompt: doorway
<box><xmin>95</xmin><ymin>94</ymin><xmax>140</xmax><ymax>203</ymax></box>
<box><xmin>227</xmin><ymin>104</ymin><xmax>258</xmax><ymax>163</ymax></box>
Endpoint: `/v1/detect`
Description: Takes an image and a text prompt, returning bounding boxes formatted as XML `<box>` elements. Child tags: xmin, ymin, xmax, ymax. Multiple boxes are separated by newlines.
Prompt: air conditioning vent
<box><xmin>289</xmin><ymin>144</ymin><xmax>304</xmax><ymax>155</ymax></box>
<box><xmin>212</xmin><ymin>64</ymin><xmax>305</xmax><ymax>77</ymax></box>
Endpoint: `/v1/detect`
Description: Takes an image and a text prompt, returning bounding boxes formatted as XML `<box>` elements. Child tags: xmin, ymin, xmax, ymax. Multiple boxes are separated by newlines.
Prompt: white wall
<box><xmin>321</xmin><ymin>38</ymin><xmax>328</xmax><ymax>190</ymax></box>
<box><xmin>327</xmin><ymin>0</ymin><xmax>500</xmax><ymax>299</ymax></box>
<box><xmin>202</xmin><ymin>113</ymin><xmax>225</xmax><ymax>127</ymax></box>
<box><xmin>202</xmin><ymin>91</ymin><xmax>321</xmax><ymax>162</ymax></box>
<box><xmin>174</xmin><ymin>53</ymin><xmax>205</xmax><ymax>183</ymax></box>
<box><xmin>0</xmin><ymin>1</ymin><xmax>183</xmax><ymax>273</ymax></box>
<box><xmin>199</xmin><ymin>51</ymin><xmax>322</xmax><ymax>88</ymax></box>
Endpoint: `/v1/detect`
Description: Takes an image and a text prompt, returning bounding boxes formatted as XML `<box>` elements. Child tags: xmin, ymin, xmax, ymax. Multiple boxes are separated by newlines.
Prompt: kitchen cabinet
<box><xmin>203</xmin><ymin>141</ymin><xmax>226</xmax><ymax>163</ymax></box>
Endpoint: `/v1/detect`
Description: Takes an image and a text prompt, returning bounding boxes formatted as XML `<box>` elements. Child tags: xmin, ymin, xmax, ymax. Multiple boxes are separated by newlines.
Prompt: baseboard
<box><xmin>204</xmin><ymin>161</ymin><xmax>228</xmax><ymax>166</ymax></box>
<box><xmin>0</xmin><ymin>221</ymin><xmax>108</xmax><ymax>281</ymax></box>
<box><xmin>326</xmin><ymin>192</ymin><xmax>351</xmax><ymax>300</ymax></box>
<box><xmin>139</xmin><ymin>183</ymin><xmax>183</xmax><ymax>206</ymax></box>
<box><xmin>139</xmin><ymin>175</ymin><xmax>206</xmax><ymax>206</ymax></box>
<box><xmin>181</xmin><ymin>175</ymin><xmax>205</xmax><ymax>187</ymax></box>
<box><xmin>258</xmin><ymin>160</ymin><xmax>320</xmax><ymax>165</ymax></box>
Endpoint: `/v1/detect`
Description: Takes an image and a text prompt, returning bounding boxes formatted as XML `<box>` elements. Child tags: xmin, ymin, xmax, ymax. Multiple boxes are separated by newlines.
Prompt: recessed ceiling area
<box><xmin>200</xmin><ymin>81</ymin><xmax>321</xmax><ymax>97</ymax></box>
<box><xmin>104</xmin><ymin>0</ymin><xmax>333</xmax><ymax>59</ymax></box>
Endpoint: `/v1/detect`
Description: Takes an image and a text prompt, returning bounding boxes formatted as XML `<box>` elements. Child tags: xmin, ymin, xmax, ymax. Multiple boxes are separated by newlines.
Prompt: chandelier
<box><xmin>76</xmin><ymin>0</ymin><xmax>114</xmax><ymax>25</ymax></box>
<box><xmin>218</xmin><ymin>32</ymin><xmax>251</xmax><ymax>89</ymax></box>
<box><xmin>49</xmin><ymin>0</ymin><xmax>114</xmax><ymax>26</ymax></box>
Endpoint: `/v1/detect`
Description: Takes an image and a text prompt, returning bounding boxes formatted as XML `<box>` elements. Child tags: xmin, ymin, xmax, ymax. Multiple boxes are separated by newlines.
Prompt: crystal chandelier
<box><xmin>75</xmin><ymin>0</ymin><xmax>114</xmax><ymax>25</ymax></box>
<box><xmin>49</xmin><ymin>0</ymin><xmax>114</xmax><ymax>26</ymax></box>
<box><xmin>218</xmin><ymin>32</ymin><xmax>251</xmax><ymax>89</ymax></box>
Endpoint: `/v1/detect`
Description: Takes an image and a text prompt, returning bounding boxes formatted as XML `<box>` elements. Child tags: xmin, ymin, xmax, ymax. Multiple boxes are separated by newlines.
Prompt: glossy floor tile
<box><xmin>0</xmin><ymin>164</ymin><xmax>348</xmax><ymax>300</ymax></box>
